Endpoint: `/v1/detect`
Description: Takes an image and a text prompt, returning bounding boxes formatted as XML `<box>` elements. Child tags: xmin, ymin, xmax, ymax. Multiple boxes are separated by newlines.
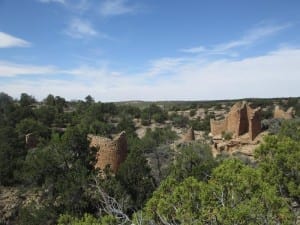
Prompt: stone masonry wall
<box><xmin>226</xmin><ymin>102</ymin><xmax>249</xmax><ymax>136</ymax></box>
<box><xmin>210</xmin><ymin>102</ymin><xmax>261</xmax><ymax>140</ymax></box>
<box><xmin>238</xmin><ymin>104</ymin><xmax>249</xmax><ymax>136</ymax></box>
<box><xmin>247</xmin><ymin>106</ymin><xmax>261</xmax><ymax>140</ymax></box>
<box><xmin>210</xmin><ymin>119</ymin><xmax>227</xmax><ymax>136</ymax></box>
<box><xmin>88</xmin><ymin>131</ymin><xmax>127</xmax><ymax>173</ymax></box>
<box><xmin>274</xmin><ymin>106</ymin><xmax>294</xmax><ymax>119</ymax></box>
<box><xmin>184</xmin><ymin>128</ymin><xmax>195</xmax><ymax>141</ymax></box>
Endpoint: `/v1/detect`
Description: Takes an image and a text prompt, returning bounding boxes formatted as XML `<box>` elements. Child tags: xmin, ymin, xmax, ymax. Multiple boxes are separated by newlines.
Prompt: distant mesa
<box><xmin>210</xmin><ymin>101</ymin><xmax>261</xmax><ymax>141</ymax></box>
<box><xmin>88</xmin><ymin>131</ymin><xmax>128</xmax><ymax>173</ymax></box>
<box><xmin>273</xmin><ymin>105</ymin><xmax>295</xmax><ymax>119</ymax></box>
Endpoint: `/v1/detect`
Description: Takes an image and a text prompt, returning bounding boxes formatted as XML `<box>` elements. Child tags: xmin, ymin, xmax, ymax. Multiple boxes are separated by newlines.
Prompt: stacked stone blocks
<box><xmin>210</xmin><ymin>102</ymin><xmax>261</xmax><ymax>140</ymax></box>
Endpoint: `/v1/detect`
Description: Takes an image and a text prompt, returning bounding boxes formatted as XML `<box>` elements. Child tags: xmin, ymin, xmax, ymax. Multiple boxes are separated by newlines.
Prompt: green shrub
<box><xmin>222</xmin><ymin>131</ymin><xmax>233</xmax><ymax>140</ymax></box>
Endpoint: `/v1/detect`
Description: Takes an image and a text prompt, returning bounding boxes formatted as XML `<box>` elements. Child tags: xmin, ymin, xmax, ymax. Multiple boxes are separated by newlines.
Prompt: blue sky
<box><xmin>0</xmin><ymin>0</ymin><xmax>300</xmax><ymax>101</ymax></box>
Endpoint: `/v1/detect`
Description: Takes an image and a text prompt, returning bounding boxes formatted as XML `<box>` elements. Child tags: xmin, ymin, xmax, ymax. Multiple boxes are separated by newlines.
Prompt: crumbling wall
<box><xmin>183</xmin><ymin>127</ymin><xmax>195</xmax><ymax>141</ymax></box>
<box><xmin>88</xmin><ymin>131</ymin><xmax>127</xmax><ymax>173</ymax></box>
<box><xmin>210</xmin><ymin>119</ymin><xmax>227</xmax><ymax>136</ymax></box>
<box><xmin>226</xmin><ymin>102</ymin><xmax>248</xmax><ymax>136</ymax></box>
<box><xmin>238</xmin><ymin>104</ymin><xmax>249</xmax><ymax>136</ymax></box>
<box><xmin>247</xmin><ymin>106</ymin><xmax>261</xmax><ymax>140</ymax></box>
<box><xmin>210</xmin><ymin>102</ymin><xmax>261</xmax><ymax>140</ymax></box>
<box><xmin>274</xmin><ymin>105</ymin><xmax>295</xmax><ymax>119</ymax></box>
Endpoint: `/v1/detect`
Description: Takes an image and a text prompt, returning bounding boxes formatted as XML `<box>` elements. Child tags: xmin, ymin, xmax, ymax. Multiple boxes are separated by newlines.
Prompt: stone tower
<box><xmin>183</xmin><ymin>127</ymin><xmax>195</xmax><ymax>141</ymax></box>
<box><xmin>210</xmin><ymin>101</ymin><xmax>261</xmax><ymax>140</ymax></box>
<box><xmin>273</xmin><ymin>105</ymin><xmax>295</xmax><ymax>119</ymax></box>
<box><xmin>88</xmin><ymin>131</ymin><xmax>128</xmax><ymax>173</ymax></box>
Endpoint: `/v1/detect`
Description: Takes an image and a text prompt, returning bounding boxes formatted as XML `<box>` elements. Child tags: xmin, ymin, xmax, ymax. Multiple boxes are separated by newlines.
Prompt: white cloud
<box><xmin>1</xmin><ymin>48</ymin><xmax>300</xmax><ymax>101</ymax></box>
<box><xmin>215</xmin><ymin>23</ymin><xmax>291</xmax><ymax>51</ymax></box>
<box><xmin>99</xmin><ymin>0</ymin><xmax>136</xmax><ymax>16</ymax></box>
<box><xmin>65</xmin><ymin>18</ymin><xmax>99</xmax><ymax>39</ymax></box>
<box><xmin>144</xmin><ymin>57</ymin><xmax>186</xmax><ymax>77</ymax></box>
<box><xmin>181</xmin><ymin>23</ymin><xmax>291</xmax><ymax>55</ymax></box>
<box><xmin>0</xmin><ymin>61</ymin><xmax>58</xmax><ymax>77</ymax></box>
<box><xmin>38</xmin><ymin>0</ymin><xmax>90</xmax><ymax>12</ymax></box>
<box><xmin>0</xmin><ymin>32</ymin><xmax>30</xmax><ymax>48</ymax></box>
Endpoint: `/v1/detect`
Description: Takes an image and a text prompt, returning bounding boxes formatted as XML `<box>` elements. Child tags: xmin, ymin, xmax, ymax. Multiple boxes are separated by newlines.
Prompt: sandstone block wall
<box><xmin>88</xmin><ymin>131</ymin><xmax>128</xmax><ymax>173</ymax></box>
<box><xmin>210</xmin><ymin>119</ymin><xmax>227</xmax><ymax>136</ymax></box>
<box><xmin>226</xmin><ymin>102</ymin><xmax>249</xmax><ymax>136</ymax></box>
<box><xmin>273</xmin><ymin>106</ymin><xmax>295</xmax><ymax>119</ymax></box>
<box><xmin>247</xmin><ymin>106</ymin><xmax>261</xmax><ymax>141</ymax></box>
<box><xmin>183</xmin><ymin>128</ymin><xmax>195</xmax><ymax>141</ymax></box>
<box><xmin>210</xmin><ymin>102</ymin><xmax>261</xmax><ymax>140</ymax></box>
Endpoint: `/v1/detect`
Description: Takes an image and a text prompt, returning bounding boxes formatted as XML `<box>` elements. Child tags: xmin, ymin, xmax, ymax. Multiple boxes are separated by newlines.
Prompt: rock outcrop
<box><xmin>273</xmin><ymin>105</ymin><xmax>295</xmax><ymax>119</ymax></box>
<box><xmin>88</xmin><ymin>131</ymin><xmax>128</xmax><ymax>173</ymax></box>
<box><xmin>210</xmin><ymin>101</ymin><xmax>261</xmax><ymax>140</ymax></box>
<box><xmin>183</xmin><ymin>127</ymin><xmax>195</xmax><ymax>142</ymax></box>
<box><xmin>0</xmin><ymin>187</ymin><xmax>43</xmax><ymax>224</ymax></box>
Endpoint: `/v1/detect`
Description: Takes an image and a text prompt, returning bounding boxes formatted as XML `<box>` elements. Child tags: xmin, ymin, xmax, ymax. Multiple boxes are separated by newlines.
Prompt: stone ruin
<box><xmin>210</xmin><ymin>101</ymin><xmax>261</xmax><ymax>141</ymax></box>
<box><xmin>273</xmin><ymin>105</ymin><xmax>295</xmax><ymax>119</ymax></box>
<box><xmin>25</xmin><ymin>133</ymin><xmax>38</xmax><ymax>149</ymax></box>
<box><xmin>212</xmin><ymin>137</ymin><xmax>260</xmax><ymax>156</ymax></box>
<box><xmin>88</xmin><ymin>131</ymin><xmax>128</xmax><ymax>173</ymax></box>
<box><xmin>183</xmin><ymin>127</ymin><xmax>195</xmax><ymax>142</ymax></box>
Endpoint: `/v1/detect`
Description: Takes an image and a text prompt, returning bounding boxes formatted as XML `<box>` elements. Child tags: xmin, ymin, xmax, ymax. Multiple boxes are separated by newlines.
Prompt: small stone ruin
<box><xmin>88</xmin><ymin>131</ymin><xmax>128</xmax><ymax>173</ymax></box>
<box><xmin>183</xmin><ymin>127</ymin><xmax>195</xmax><ymax>142</ymax></box>
<box><xmin>273</xmin><ymin>105</ymin><xmax>295</xmax><ymax>119</ymax></box>
<box><xmin>210</xmin><ymin>101</ymin><xmax>261</xmax><ymax>141</ymax></box>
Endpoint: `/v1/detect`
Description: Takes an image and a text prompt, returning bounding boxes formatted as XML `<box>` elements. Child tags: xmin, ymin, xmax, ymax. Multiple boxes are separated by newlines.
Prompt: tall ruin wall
<box><xmin>210</xmin><ymin>119</ymin><xmax>227</xmax><ymax>136</ymax></box>
<box><xmin>247</xmin><ymin>106</ymin><xmax>261</xmax><ymax>140</ymax></box>
<box><xmin>226</xmin><ymin>102</ymin><xmax>249</xmax><ymax>136</ymax></box>
<box><xmin>183</xmin><ymin>127</ymin><xmax>195</xmax><ymax>141</ymax></box>
<box><xmin>210</xmin><ymin>102</ymin><xmax>261</xmax><ymax>140</ymax></box>
<box><xmin>273</xmin><ymin>106</ymin><xmax>294</xmax><ymax>119</ymax></box>
<box><xmin>88</xmin><ymin>131</ymin><xmax>128</xmax><ymax>173</ymax></box>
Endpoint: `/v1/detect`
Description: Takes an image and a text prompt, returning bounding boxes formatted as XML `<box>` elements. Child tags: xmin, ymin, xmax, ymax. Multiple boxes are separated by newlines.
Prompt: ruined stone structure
<box><xmin>210</xmin><ymin>102</ymin><xmax>261</xmax><ymax>140</ymax></box>
<box><xmin>88</xmin><ymin>131</ymin><xmax>128</xmax><ymax>173</ymax></box>
<box><xmin>25</xmin><ymin>133</ymin><xmax>38</xmax><ymax>149</ymax></box>
<box><xmin>183</xmin><ymin>127</ymin><xmax>195</xmax><ymax>141</ymax></box>
<box><xmin>273</xmin><ymin>105</ymin><xmax>295</xmax><ymax>119</ymax></box>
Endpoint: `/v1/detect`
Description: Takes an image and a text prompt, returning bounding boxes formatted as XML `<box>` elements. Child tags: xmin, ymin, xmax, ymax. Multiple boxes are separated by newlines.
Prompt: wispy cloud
<box><xmin>215</xmin><ymin>23</ymin><xmax>291</xmax><ymax>51</ymax></box>
<box><xmin>0</xmin><ymin>61</ymin><xmax>58</xmax><ymax>77</ymax></box>
<box><xmin>1</xmin><ymin>47</ymin><xmax>300</xmax><ymax>101</ymax></box>
<box><xmin>181</xmin><ymin>23</ymin><xmax>291</xmax><ymax>55</ymax></box>
<box><xmin>38</xmin><ymin>0</ymin><xmax>66</xmax><ymax>4</ymax></box>
<box><xmin>65</xmin><ymin>18</ymin><xmax>101</xmax><ymax>39</ymax></box>
<box><xmin>38</xmin><ymin>0</ymin><xmax>90</xmax><ymax>13</ymax></box>
<box><xmin>0</xmin><ymin>32</ymin><xmax>30</xmax><ymax>48</ymax></box>
<box><xmin>144</xmin><ymin>57</ymin><xmax>186</xmax><ymax>77</ymax></box>
<box><xmin>99</xmin><ymin>0</ymin><xmax>136</xmax><ymax>16</ymax></box>
<box><xmin>181</xmin><ymin>46</ymin><xmax>207</xmax><ymax>54</ymax></box>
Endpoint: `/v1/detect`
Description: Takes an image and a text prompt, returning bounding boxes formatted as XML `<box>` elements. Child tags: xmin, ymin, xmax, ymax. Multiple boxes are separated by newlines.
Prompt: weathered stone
<box><xmin>183</xmin><ymin>127</ymin><xmax>195</xmax><ymax>141</ymax></box>
<box><xmin>88</xmin><ymin>131</ymin><xmax>128</xmax><ymax>173</ymax></box>
<box><xmin>210</xmin><ymin>101</ymin><xmax>261</xmax><ymax>140</ymax></box>
<box><xmin>247</xmin><ymin>105</ymin><xmax>261</xmax><ymax>141</ymax></box>
<box><xmin>25</xmin><ymin>133</ymin><xmax>38</xmax><ymax>149</ymax></box>
<box><xmin>273</xmin><ymin>105</ymin><xmax>295</xmax><ymax>119</ymax></box>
